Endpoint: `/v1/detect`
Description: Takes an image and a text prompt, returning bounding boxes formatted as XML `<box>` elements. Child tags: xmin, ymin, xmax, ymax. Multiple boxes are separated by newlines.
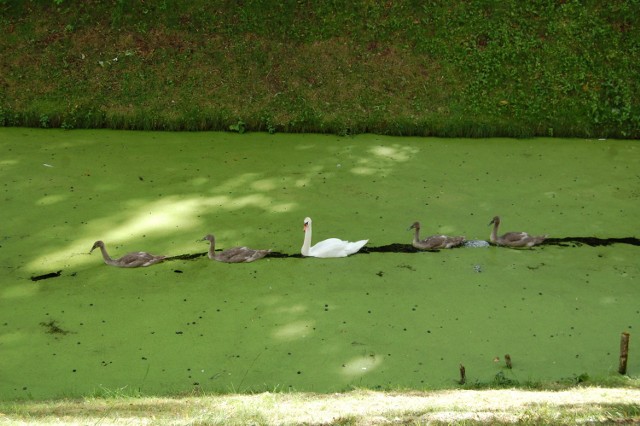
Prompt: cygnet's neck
<box><xmin>207</xmin><ymin>237</ymin><xmax>217</xmax><ymax>259</ymax></box>
<box><xmin>98</xmin><ymin>245</ymin><xmax>117</xmax><ymax>266</ymax></box>
<box><xmin>490</xmin><ymin>221</ymin><xmax>499</xmax><ymax>243</ymax></box>
<box><xmin>412</xmin><ymin>226</ymin><xmax>421</xmax><ymax>244</ymax></box>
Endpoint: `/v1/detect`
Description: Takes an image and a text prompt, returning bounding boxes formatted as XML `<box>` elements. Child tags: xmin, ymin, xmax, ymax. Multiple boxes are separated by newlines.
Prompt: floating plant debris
<box><xmin>464</xmin><ymin>240</ymin><xmax>490</xmax><ymax>248</ymax></box>
<box><xmin>40</xmin><ymin>320</ymin><xmax>72</xmax><ymax>335</ymax></box>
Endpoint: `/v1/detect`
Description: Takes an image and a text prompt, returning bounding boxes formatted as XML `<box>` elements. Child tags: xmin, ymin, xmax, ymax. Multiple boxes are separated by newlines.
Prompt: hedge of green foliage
<box><xmin>1</xmin><ymin>0</ymin><xmax>638</xmax><ymax>137</ymax></box>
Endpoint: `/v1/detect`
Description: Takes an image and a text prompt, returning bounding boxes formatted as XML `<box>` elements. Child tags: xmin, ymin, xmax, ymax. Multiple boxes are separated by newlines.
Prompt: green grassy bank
<box><xmin>2</xmin><ymin>388</ymin><xmax>640</xmax><ymax>425</ymax></box>
<box><xmin>1</xmin><ymin>0</ymin><xmax>639</xmax><ymax>138</ymax></box>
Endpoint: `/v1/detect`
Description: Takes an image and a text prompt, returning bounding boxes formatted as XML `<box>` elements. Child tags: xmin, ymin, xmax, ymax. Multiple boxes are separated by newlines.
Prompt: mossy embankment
<box><xmin>1</xmin><ymin>1</ymin><xmax>639</xmax><ymax>137</ymax></box>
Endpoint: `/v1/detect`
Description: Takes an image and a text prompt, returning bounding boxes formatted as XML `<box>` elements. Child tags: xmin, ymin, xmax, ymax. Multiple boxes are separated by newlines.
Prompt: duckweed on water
<box><xmin>0</xmin><ymin>129</ymin><xmax>638</xmax><ymax>400</ymax></box>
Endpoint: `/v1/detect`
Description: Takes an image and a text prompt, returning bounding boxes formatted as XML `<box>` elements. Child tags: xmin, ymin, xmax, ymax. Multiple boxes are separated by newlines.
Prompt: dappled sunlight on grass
<box><xmin>27</xmin><ymin>196</ymin><xmax>206</xmax><ymax>271</ymax></box>
<box><xmin>0</xmin><ymin>159</ymin><xmax>20</xmax><ymax>167</ymax></box>
<box><xmin>188</xmin><ymin>176</ymin><xmax>210</xmax><ymax>186</ymax></box>
<box><xmin>212</xmin><ymin>172</ymin><xmax>264</xmax><ymax>193</ymax></box>
<box><xmin>250</xmin><ymin>178</ymin><xmax>279</xmax><ymax>192</ymax></box>
<box><xmin>350</xmin><ymin>166</ymin><xmax>377</xmax><ymax>176</ymax></box>
<box><xmin>370</xmin><ymin>144</ymin><xmax>419</xmax><ymax>162</ymax></box>
<box><xmin>273</xmin><ymin>304</ymin><xmax>308</xmax><ymax>315</ymax></box>
<box><xmin>341</xmin><ymin>354</ymin><xmax>384</xmax><ymax>377</ymax></box>
<box><xmin>1</xmin><ymin>283</ymin><xmax>38</xmax><ymax>300</ymax></box>
<box><xmin>272</xmin><ymin>320</ymin><xmax>316</xmax><ymax>341</ymax></box>
<box><xmin>351</xmin><ymin>144</ymin><xmax>419</xmax><ymax>176</ymax></box>
<box><xmin>4</xmin><ymin>388</ymin><xmax>640</xmax><ymax>424</ymax></box>
<box><xmin>226</xmin><ymin>194</ymin><xmax>295</xmax><ymax>212</ymax></box>
<box><xmin>36</xmin><ymin>194</ymin><xmax>69</xmax><ymax>206</ymax></box>
<box><xmin>600</xmin><ymin>296</ymin><xmax>618</xmax><ymax>305</ymax></box>
<box><xmin>26</xmin><ymin>190</ymin><xmax>295</xmax><ymax>271</ymax></box>
<box><xmin>0</xmin><ymin>330</ymin><xmax>25</xmax><ymax>346</ymax></box>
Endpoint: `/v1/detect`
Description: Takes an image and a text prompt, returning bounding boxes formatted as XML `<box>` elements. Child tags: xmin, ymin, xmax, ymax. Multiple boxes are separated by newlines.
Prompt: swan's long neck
<box><xmin>301</xmin><ymin>223</ymin><xmax>312</xmax><ymax>256</ymax></box>
<box><xmin>490</xmin><ymin>221</ymin><xmax>499</xmax><ymax>243</ymax></box>
<box><xmin>98</xmin><ymin>245</ymin><xmax>116</xmax><ymax>266</ymax></box>
<box><xmin>207</xmin><ymin>238</ymin><xmax>217</xmax><ymax>259</ymax></box>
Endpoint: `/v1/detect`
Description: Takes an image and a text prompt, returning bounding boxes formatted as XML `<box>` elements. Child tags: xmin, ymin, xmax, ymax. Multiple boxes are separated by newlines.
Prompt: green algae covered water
<box><xmin>0</xmin><ymin>128</ymin><xmax>638</xmax><ymax>400</ymax></box>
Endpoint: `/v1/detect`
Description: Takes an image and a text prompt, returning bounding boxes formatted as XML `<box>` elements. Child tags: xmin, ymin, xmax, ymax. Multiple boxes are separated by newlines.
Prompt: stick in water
<box><xmin>619</xmin><ymin>332</ymin><xmax>630</xmax><ymax>375</ymax></box>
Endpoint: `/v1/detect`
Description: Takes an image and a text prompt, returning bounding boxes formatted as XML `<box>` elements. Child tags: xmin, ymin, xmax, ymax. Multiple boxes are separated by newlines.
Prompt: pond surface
<box><xmin>0</xmin><ymin>128</ymin><xmax>638</xmax><ymax>400</ymax></box>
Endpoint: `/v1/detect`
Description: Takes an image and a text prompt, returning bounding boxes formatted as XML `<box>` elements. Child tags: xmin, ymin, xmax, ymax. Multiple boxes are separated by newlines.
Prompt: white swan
<box><xmin>301</xmin><ymin>217</ymin><xmax>368</xmax><ymax>258</ymax></box>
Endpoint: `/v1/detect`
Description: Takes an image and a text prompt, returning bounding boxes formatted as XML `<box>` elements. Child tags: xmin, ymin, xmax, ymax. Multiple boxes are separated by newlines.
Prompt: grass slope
<box><xmin>1</xmin><ymin>0</ymin><xmax>639</xmax><ymax>137</ymax></box>
<box><xmin>2</xmin><ymin>388</ymin><xmax>640</xmax><ymax>425</ymax></box>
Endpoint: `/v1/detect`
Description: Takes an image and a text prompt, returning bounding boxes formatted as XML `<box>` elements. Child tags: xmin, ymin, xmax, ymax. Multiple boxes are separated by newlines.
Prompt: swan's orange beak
<box><xmin>303</xmin><ymin>223</ymin><xmax>308</xmax><ymax>232</ymax></box>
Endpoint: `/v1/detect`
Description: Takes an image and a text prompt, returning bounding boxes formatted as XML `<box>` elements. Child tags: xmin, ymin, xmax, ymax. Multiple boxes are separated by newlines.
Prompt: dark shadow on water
<box><xmin>165</xmin><ymin>252</ymin><xmax>207</xmax><ymax>261</ymax></box>
<box><xmin>266</xmin><ymin>244</ymin><xmax>422</xmax><ymax>257</ymax></box>
<box><xmin>162</xmin><ymin>245</ymin><xmax>421</xmax><ymax>261</ymax></box>
<box><xmin>360</xmin><ymin>244</ymin><xmax>421</xmax><ymax>253</ymax></box>
<box><xmin>542</xmin><ymin>237</ymin><xmax>640</xmax><ymax>247</ymax></box>
<box><xmin>30</xmin><ymin>237</ymin><xmax>640</xmax><ymax>281</ymax></box>
<box><xmin>30</xmin><ymin>270</ymin><xmax>62</xmax><ymax>281</ymax></box>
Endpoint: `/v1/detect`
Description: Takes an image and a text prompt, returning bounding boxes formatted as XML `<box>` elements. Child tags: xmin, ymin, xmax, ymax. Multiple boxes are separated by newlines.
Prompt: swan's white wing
<box><xmin>310</xmin><ymin>238</ymin><xmax>368</xmax><ymax>258</ymax></box>
<box><xmin>309</xmin><ymin>238</ymin><xmax>346</xmax><ymax>257</ymax></box>
<box><xmin>343</xmin><ymin>239</ymin><xmax>368</xmax><ymax>255</ymax></box>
